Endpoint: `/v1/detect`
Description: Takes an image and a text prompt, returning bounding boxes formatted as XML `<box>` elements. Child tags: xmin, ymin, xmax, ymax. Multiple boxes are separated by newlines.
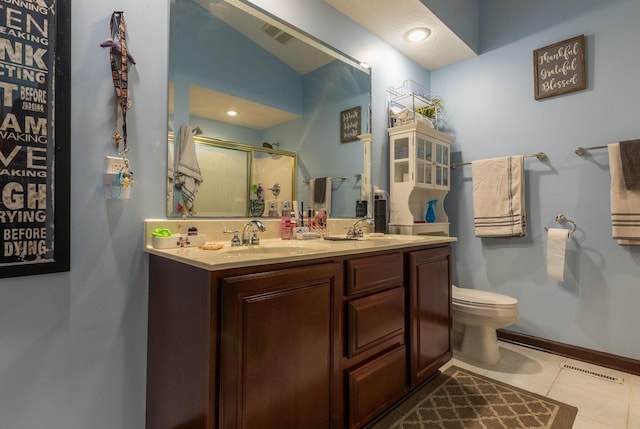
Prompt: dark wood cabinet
<box><xmin>146</xmin><ymin>257</ymin><xmax>216</xmax><ymax>429</ymax></box>
<box><xmin>346</xmin><ymin>345</ymin><xmax>407</xmax><ymax>428</ymax></box>
<box><xmin>146</xmin><ymin>243</ymin><xmax>451</xmax><ymax>429</ymax></box>
<box><xmin>219</xmin><ymin>263</ymin><xmax>342</xmax><ymax>429</ymax></box>
<box><xmin>408</xmin><ymin>246</ymin><xmax>452</xmax><ymax>385</ymax></box>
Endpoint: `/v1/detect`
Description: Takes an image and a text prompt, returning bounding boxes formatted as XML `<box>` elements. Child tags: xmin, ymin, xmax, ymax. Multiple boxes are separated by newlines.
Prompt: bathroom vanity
<box><xmin>144</xmin><ymin>224</ymin><xmax>454</xmax><ymax>429</ymax></box>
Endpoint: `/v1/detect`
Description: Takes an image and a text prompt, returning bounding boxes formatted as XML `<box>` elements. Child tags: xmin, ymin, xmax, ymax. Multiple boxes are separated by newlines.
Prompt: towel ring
<box><xmin>544</xmin><ymin>213</ymin><xmax>577</xmax><ymax>234</ymax></box>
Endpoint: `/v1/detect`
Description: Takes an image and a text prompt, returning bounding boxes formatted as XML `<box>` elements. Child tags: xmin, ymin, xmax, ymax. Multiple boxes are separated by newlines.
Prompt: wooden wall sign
<box><xmin>534</xmin><ymin>35</ymin><xmax>586</xmax><ymax>100</ymax></box>
<box><xmin>0</xmin><ymin>0</ymin><xmax>71</xmax><ymax>277</ymax></box>
<box><xmin>340</xmin><ymin>106</ymin><xmax>361</xmax><ymax>143</ymax></box>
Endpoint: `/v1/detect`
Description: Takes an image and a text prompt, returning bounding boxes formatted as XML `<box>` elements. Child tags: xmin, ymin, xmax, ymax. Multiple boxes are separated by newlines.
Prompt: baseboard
<box><xmin>497</xmin><ymin>329</ymin><xmax>640</xmax><ymax>376</ymax></box>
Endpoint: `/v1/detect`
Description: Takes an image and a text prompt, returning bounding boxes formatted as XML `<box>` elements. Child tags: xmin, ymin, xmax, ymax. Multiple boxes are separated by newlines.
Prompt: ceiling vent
<box><xmin>261</xmin><ymin>23</ymin><xmax>294</xmax><ymax>45</ymax></box>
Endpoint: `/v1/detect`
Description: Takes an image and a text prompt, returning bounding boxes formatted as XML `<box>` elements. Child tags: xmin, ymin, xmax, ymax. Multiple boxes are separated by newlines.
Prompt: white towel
<box><xmin>175</xmin><ymin>124</ymin><xmax>203</xmax><ymax>214</ymax></box>
<box><xmin>547</xmin><ymin>228</ymin><xmax>570</xmax><ymax>281</ymax></box>
<box><xmin>471</xmin><ymin>155</ymin><xmax>526</xmax><ymax>237</ymax></box>
<box><xmin>608</xmin><ymin>143</ymin><xmax>640</xmax><ymax>245</ymax></box>
<box><xmin>309</xmin><ymin>178</ymin><xmax>332</xmax><ymax>216</ymax></box>
<box><xmin>167</xmin><ymin>149</ymin><xmax>174</xmax><ymax>204</ymax></box>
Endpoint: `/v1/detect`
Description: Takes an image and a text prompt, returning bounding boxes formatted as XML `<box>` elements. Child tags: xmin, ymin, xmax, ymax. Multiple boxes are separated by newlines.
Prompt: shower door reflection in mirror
<box><xmin>168</xmin><ymin>136</ymin><xmax>295</xmax><ymax>217</ymax></box>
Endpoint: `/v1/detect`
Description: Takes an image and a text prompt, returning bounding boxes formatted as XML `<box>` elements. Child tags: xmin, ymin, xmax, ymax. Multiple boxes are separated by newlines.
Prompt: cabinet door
<box><xmin>220</xmin><ymin>263</ymin><xmax>342</xmax><ymax>429</ymax></box>
<box><xmin>408</xmin><ymin>246</ymin><xmax>452</xmax><ymax>385</ymax></box>
<box><xmin>391</xmin><ymin>136</ymin><xmax>410</xmax><ymax>184</ymax></box>
<box><xmin>434</xmin><ymin>142</ymin><xmax>449</xmax><ymax>189</ymax></box>
<box><xmin>415</xmin><ymin>133</ymin><xmax>433</xmax><ymax>186</ymax></box>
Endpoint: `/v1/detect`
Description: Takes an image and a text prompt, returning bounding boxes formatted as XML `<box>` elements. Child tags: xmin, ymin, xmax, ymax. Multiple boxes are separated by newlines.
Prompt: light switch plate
<box><xmin>105</xmin><ymin>156</ymin><xmax>126</xmax><ymax>174</ymax></box>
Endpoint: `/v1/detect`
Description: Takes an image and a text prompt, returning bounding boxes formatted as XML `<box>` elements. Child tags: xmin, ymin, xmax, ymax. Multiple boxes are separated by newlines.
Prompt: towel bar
<box><xmin>575</xmin><ymin>145</ymin><xmax>608</xmax><ymax>155</ymax></box>
<box><xmin>303</xmin><ymin>176</ymin><xmax>347</xmax><ymax>184</ymax></box>
<box><xmin>451</xmin><ymin>152</ymin><xmax>547</xmax><ymax>169</ymax></box>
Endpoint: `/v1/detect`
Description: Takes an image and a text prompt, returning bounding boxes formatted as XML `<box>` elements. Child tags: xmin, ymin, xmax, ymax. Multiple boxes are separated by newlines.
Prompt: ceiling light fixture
<box><xmin>403</xmin><ymin>27</ymin><xmax>431</xmax><ymax>43</ymax></box>
<box><xmin>227</xmin><ymin>110</ymin><xmax>237</xmax><ymax>116</ymax></box>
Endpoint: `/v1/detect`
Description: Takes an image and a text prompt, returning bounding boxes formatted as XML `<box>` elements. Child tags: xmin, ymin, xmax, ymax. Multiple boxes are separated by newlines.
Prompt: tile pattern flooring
<box><xmin>440</xmin><ymin>341</ymin><xmax>640</xmax><ymax>429</ymax></box>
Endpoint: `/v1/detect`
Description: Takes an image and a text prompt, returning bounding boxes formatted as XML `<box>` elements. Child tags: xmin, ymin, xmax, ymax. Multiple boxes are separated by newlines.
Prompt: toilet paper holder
<box><xmin>544</xmin><ymin>214</ymin><xmax>577</xmax><ymax>235</ymax></box>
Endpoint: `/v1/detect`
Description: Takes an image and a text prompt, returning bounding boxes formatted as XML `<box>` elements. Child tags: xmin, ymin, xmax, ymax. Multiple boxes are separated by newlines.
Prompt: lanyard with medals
<box><xmin>101</xmin><ymin>11</ymin><xmax>136</xmax><ymax>187</ymax></box>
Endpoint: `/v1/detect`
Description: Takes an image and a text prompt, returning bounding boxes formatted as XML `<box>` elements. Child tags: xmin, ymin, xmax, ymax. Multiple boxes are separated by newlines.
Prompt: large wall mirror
<box><xmin>168</xmin><ymin>0</ymin><xmax>372</xmax><ymax>218</ymax></box>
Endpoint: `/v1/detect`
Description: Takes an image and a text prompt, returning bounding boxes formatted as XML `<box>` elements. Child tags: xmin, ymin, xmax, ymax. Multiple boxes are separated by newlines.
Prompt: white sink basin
<box><xmin>221</xmin><ymin>240</ymin><xmax>330</xmax><ymax>257</ymax></box>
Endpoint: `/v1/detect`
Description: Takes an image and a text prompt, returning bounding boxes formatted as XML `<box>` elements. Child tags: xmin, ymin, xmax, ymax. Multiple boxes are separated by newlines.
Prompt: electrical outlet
<box><xmin>104</xmin><ymin>156</ymin><xmax>132</xmax><ymax>200</ymax></box>
<box><xmin>105</xmin><ymin>156</ymin><xmax>126</xmax><ymax>174</ymax></box>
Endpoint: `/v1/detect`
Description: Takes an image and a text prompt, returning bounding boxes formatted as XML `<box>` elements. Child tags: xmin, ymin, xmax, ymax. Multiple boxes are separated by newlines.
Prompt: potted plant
<box><xmin>415</xmin><ymin>96</ymin><xmax>445</xmax><ymax>129</ymax></box>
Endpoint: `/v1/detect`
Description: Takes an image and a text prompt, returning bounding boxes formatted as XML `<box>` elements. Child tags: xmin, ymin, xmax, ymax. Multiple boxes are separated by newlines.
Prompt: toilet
<box><xmin>451</xmin><ymin>285</ymin><xmax>519</xmax><ymax>364</ymax></box>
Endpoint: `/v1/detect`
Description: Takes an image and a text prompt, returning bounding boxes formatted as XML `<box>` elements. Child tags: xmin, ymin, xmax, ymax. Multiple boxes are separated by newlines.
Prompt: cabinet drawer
<box><xmin>345</xmin><ymin>253</ymin><xmax>404</xmax><ymax>296</ymax></box>
<box><xmin>347</xmin><ymin>346</ymin><xmax>407</xmax><ymax>428</ymax></box>
<box><xmin>347</xmin><ymin>287</ymin><xmax>404</xmax><ymax>357</ymax></box>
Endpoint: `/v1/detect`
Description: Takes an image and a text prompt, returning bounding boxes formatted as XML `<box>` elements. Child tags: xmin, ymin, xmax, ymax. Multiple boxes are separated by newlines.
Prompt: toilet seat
<box><xmin>452</xmin><ymin>285</ymin><xmax>517</xmax><ymax>308</ymax></box>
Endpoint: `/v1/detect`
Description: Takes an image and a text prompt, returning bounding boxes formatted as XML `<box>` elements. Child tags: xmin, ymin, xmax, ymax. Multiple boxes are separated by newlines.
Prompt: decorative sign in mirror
<box><xmin>340</xmin><ymin>107</ymin><xmax>362</xmax><ymax>143</ymax></box>
<box><xmin>168</xmin><ymin>0</ymin><xmax>371</xmax><ymax>218</ymax></box>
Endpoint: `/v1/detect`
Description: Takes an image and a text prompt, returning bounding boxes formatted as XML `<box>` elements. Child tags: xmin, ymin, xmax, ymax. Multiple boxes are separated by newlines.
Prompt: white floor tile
<box><xmin>629</xmin><ymin>377</ymin><xmax>640</xmax><ymax>429</ymax></box>
<box><xmin>547</xmin><ymin>370</ymin><xmax>629</xmax><ymax>428</ymax></box>
<box><xmin>485</xmin><ymin>354</ymin><xmax>562</xmax><ymax>396</ymax></box>
<box><xmin>571</xmin><ymin>414</ymin><xmax>620</xmax><ymax>429</ymax></box>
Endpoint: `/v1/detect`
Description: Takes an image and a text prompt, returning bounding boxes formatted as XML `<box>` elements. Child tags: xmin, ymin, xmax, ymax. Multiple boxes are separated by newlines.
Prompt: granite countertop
<box><xmin>144</xmin><ymin>219</ymin><xmax>456</xmax><ymax>271</ymax></box>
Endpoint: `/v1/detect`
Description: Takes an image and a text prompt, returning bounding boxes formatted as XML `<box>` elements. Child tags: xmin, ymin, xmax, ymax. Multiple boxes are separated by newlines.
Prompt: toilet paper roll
<box><xmin>547</xmin><ymin>228</ymin><xmax>570</xmax><ymax>281</ymax></box>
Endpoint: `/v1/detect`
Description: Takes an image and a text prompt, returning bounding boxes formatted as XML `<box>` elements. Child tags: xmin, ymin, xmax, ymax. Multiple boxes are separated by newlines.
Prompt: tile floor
<box><xmin>440</xmin><ymin>341</ymin><xmax>640</xmax><ymax>429</ymax></box>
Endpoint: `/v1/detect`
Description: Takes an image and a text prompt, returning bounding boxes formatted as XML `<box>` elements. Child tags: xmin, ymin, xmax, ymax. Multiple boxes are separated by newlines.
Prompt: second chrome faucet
<box><xmin>223</xmin><ymin>219</ymin><xmax>267</xmax><ymax>246</ymax></box>
<box><xmin>241</xmin><ymin>219</ymin><xmax>266</xmax><ymax>245</ymax></box>
<box><xmin>346</xmin><ymin>218</ymin><xmax>374</xmax><ymax>238</ymax></box>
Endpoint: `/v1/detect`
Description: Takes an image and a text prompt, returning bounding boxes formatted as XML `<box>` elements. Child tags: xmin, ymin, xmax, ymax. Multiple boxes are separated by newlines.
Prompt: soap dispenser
<box><xmin>426</xmin><ymin>199</ymin><xmax>437</xmax><ymax>223</ymax></box>
<box><xmin>280</xmin><ymin>211</ymin><xmax>292</xmax><ymax>240</ymax></box>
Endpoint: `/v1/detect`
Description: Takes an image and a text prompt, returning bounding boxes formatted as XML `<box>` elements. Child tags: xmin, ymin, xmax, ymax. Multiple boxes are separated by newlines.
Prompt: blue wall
<box><xmin>188</xmin><ymin>60</ymin><xmax>371</xmax><ymax>217</ymax></box>
<box><xmin>0</xmin><ymin>1</ymin><xmax>167</xmax><ymax>428</ymax></box>
<box><xmin>432</xmin><ymin>0</ymin><xmax>640</xmax><ymax>358</ymax></box>
<box><xmin>170</xmin><ymin>0</ymin><xmax>304</xmax><ymax>116</ymax></box>
<box><xmin>265</xmin><ymin>60</ymin><xmax>371</xmax><ymax>217</ymax></box>
<box><xmin>2</xmin><ymin>0</ymin><xmax>636</xmax><ymax>428</ymax></box>
<box><xmin>421</xmin><ymin>0</ymin><xmax>480</xmax><ymax>53</ymax></box>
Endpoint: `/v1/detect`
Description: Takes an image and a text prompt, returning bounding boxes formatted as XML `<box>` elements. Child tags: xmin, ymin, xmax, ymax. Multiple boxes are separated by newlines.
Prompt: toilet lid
<box><xmin>452</xmin><ymin>285</ymin><xmax>518</xmax><ymax>307</ymax></box>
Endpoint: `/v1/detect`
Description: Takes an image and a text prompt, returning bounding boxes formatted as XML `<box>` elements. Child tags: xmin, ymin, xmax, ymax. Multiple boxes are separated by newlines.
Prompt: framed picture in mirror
<box><xmin>340</xmin><ymin>106</ymin><xmax>362</xmax><ymax>143</ymax></box>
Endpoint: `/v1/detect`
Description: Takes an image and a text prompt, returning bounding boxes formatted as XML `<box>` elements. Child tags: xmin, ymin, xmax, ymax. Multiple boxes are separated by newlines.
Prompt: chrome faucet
<box><xmin>241</xmin><ymin>219</ymin><xmax>267</xmax><ymax>245</ymax></box>
<box><xmin>348</xmin><ymin>218</ymin><xmax>374</xmax><ymax>238</ymax></box>
<box><xmin>223</xmin><ymin>228</ymin><xmax>241</xmax><ymax>246</ymax></box>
